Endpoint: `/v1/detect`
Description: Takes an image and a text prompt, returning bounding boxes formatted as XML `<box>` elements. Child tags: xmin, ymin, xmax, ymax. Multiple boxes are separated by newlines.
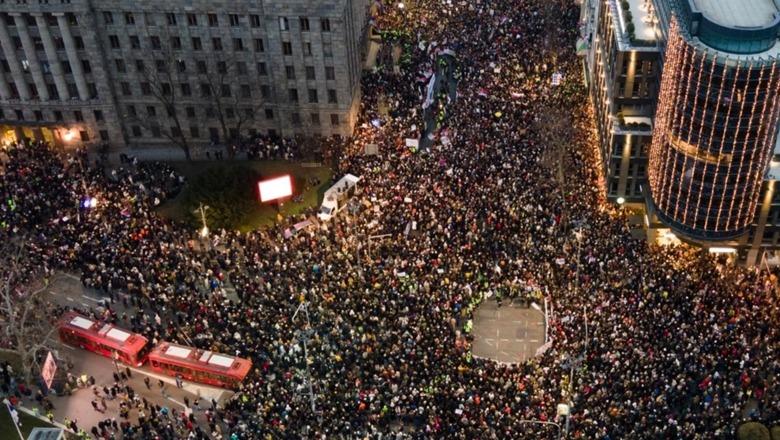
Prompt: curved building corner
<box><xmin>648</xmin><ymin>0</ymin><xmax>780</xmax><ymax>241</ymax></box>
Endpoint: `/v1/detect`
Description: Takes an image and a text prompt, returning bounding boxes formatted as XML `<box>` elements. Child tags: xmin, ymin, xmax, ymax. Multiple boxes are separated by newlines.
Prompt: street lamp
<box><xmin>398</xmin><ymin>1</ymin><xmax>405</xmax><ymax>8</ymax></box>
<box><xmin>194</xmin><ymin>203</ymin><xmax>210</xmax><ymax>238</ymax></box>
<box><xmin>616</xmin><ymin>196</ymin><xmax>625</xmax><ymax>205</ymax></box>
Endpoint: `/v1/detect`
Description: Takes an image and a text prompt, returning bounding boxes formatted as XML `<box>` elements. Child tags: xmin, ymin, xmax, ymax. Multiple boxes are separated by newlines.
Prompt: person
<box><xmin>175</xmin><ymin>374</ymin><xmax>183</xmax><ymax>389</ymax></box>
<box><xmin>143</xmin><ymin>376</ymin><xmax>151</xmax><ymax>390</ymax></box>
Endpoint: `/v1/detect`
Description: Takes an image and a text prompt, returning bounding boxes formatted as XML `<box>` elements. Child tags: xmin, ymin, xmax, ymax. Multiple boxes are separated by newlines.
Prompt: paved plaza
<box><xmin>471</xmin><ymin>300</ymin><xmax>546</xmax><ymax>365</ymax></box>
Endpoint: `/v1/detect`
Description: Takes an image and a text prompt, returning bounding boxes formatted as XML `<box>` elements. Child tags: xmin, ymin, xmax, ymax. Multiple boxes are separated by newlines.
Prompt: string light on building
<box><xmin>648</xmin><ymin>11</ymin><xmax>780</xmax><ymax>241</ymax></box>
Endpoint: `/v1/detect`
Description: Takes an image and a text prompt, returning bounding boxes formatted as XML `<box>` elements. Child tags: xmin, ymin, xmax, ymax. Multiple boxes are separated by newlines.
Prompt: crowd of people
<box><xmin>1</xmin><ymin>0</ymin><xmax>778</xmax><ymax>438</ymax></box>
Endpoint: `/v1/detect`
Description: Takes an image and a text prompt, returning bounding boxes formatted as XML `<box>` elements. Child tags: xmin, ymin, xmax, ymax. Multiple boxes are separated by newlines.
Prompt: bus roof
<box><xmin>59</xmin><ymin>311</ymin><xmax>148</xmax><ymax>351</ymax></box>
<box><xmin>149</xmin><ymin>342</ymin><xmax>252</xmax><ymax>374</ymax></box>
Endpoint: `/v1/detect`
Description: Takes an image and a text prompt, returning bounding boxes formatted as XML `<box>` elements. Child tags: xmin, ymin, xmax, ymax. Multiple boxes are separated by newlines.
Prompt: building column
<box><xmin>12</xmin><ymin>13</ymin><xmax>49</xmax><ymax>101</ymax></box>
<box><xmin>34</xmin><ymin>13</ymin><xmax>69</xmax><ymax>101</ymax></box>
<box><xmin>54</xmin><ymin>13</ymin><xmax>89</xmax><ymax>101</ymax></box>
<box><xmin>0</xmin><ymin>15</ymin><xmax>30</xmax><ymax>100</ymax></box>
<box><xmin>0</xmin><ymin>59</ymin><xmax>12</xmax><ymax>100</ymax></box>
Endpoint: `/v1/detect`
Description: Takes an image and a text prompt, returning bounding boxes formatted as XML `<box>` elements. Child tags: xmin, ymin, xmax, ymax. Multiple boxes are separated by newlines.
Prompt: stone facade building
<box><xmin>0</xmin><ymin>0</ymin><xmax>369</xmax><ymax>149</ymax></box>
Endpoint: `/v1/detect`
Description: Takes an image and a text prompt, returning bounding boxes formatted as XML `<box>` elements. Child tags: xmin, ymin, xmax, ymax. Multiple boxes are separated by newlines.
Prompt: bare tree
<box><xmin>0</xmin><ymin>240</ymin><xmax>59</xmax><ymax>383</ymax></box>
<box><xmin>130</xmin><ymin>47</ymin><xmax>193</xmax><ymax>161</ymax></box>
<box><xmin>200</xmin><ymin>59</ymin><xmax>263</xmax><ymax>155</ymax></box>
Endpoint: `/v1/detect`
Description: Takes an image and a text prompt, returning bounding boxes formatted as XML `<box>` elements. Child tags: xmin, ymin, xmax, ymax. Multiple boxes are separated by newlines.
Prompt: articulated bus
<box><xmin>58</xmin><ymin>311</ymin><xmax>149</xmax><ymax>367</ymax></box>
<box><xmin>147</xmin><ymin>342</ymin><xmax>252</xmax><ymax>390</ymax></box>
<box><xmin>57</xmin><ymin>312</ymin><xmax>252</xmax><ymax>389</ymax></box>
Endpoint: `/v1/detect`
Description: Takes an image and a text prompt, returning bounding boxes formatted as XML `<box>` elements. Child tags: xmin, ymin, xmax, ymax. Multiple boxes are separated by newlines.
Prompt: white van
<box><xmin>318</xmin><ymin>174</ymin><xmax>361</xmax><ymax>221</ymax></box>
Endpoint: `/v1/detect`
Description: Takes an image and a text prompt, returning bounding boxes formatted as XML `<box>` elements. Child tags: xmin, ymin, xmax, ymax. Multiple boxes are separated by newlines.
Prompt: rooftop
<box><xmin>692</xmin><ymin>0</ymin><xmax>779</xmax><ymax>28</ymax></box>
<box><xmin>627</xmin><ymin>0</ymin><xmax>658</xmax><ymax>41</ymax></box>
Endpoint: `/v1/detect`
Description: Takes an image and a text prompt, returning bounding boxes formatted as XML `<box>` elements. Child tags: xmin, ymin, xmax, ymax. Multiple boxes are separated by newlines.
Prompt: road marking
<box><xmin>61</xmin><ymin>273</ymin><xmax>80</xmax><ymax>281</ymax></box>
<box><xmin>80</xmin><ymin>303</ymin><xmax>90</xmax><ymax>308</ymax></box>
<box><xmin>166</xmin><ymin>397</ymin><xmax>188</xmax><ymax>409</ymax></box>
<box><xmin>66</xmin><ymin>297</ymin><xmax>74</xmax><ymax>302</ymax></box>
<box><xmin>81</xmin><ymin>295</ymin><xmax>101</xmax><ymax>303</ymax></box>
<box><xmin>61</xmin><ymin>344</ymin><xmax>76</xmax><ymax>351</ymax></box>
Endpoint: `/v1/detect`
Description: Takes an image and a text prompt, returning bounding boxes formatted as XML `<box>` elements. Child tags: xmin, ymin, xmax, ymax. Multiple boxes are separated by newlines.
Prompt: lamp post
<box><xmin>194</xmin><ymin>203</ymin><xmax>210</xmax><ymax>238</ymax></box>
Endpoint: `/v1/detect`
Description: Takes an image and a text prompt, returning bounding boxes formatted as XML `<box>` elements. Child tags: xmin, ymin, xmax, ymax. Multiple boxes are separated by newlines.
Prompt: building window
<box><xmin>187</xmin><ymin>13</ymin><xmax>197</xmax><ymax>26</ymax></box>
<box><xmin>74</xmin><ymin>110</ymin><xmax>83</xmax><ymax>121</ymax></box>
<box><xmin>233</xmin><ymin>38</ymin><xmax>244</xmax><ymax>51</ymax></box>
<box><xmin>236</xmin><ymin>62</ymin><xmax>247</xmax><ymax>75</ymax></box>
<box><xmin>265</xmin><ymin>109</ymin><xmax>274</xmax><ymax>120</ymax></box>
<box><xmin>192</xmin><ymin>37</ymin><xmax>202</xmax><ymax>50</ymax></box>
<box><xmin>217</xmin><ymin>61</ymin><xmax>227</xmax><ymax>74</ymax></box>
<box><xmin>307</xmin><ymin>89</ymin><xmax>319</xmax><ymax>103</ymax></box>
<box><xmin>130</xmin><ymin>36</ymin><xmax>140</xmax><ymax>49</ymax></box>
<box><xmin>310</xmin><ymin>113</ymin><xmax>320</xmax><ymax>125</ymax></box>
<box><xmin>208</xmin><ymin>13</ymin><xmax>218</xmax><ymax>27</ymax></box>
<box><xmin>229</xmin><ymin>14</ymin><xmax>239</xmax><ymax>26</ymax></box>
<box><xmin>171</xmin><ymin>37</ymin><xmax>182</xmax><ymax>50</ymax></box>
<box><xmin>155</xmin><ymin>59</ymin><xmax>166</xmax><ymax>73</ymax></box>
<box><xmin>54</xmin><ymin>110</ymin><xmax>63</xmax><ymax>121</ymax></box>
<box><xmin>326</xmin><ymin>66</ymin><xmax>335</xmax><ymax>80</ymax></box>
<box><xmin>250</xmin><ymin>15</ymin><xmax>261</xmax><ymax>27</ymax></box>
<box><xmin>126</xmin><ymin>105</ymin><xmax>136</xmax><ymax>117</ymax></box>
<box><xmin>140</xmin><ymin>82</ymin><xmax>152</xmax><ymax>95</ymax></box>
<box><xmin>14</xmin><ymin>109</ymin><xmax>23</xmax><ymax>121</ymax></box>
<box><xmin>327</xmin><ymin>89</ymin><xmax>337</xmax><ymax>103</ymax></box>
<box><xmin>291</xmin><ymin>112</ymin><xmax>301</xmax><ymax>125</ymax></box>
<box><xmin>109</xmin><ymin>35</ymin><xmax>120</xmax><ymax>49</ymax></box>
<box><xmin>257</xmin><ymin>62</ymin><xmax>267</xmax><ymax>75</ymax></box>
<box><xmin>321</xmin><ymin>18</ymin><xmax>331</xmax><ymax>32</ymax></box>
<box><xmin>285</xmin><ymin>65</ymin><xmax>295</xmax><ymax>80</ymax></box>
<box><xmin>186</xmin><ymin>107</ymin><xmax>196</xmax><ymax>118</ymax></box>
<box><xmin>146</xmin><ymin>106</ymin><xmax>156</xmax><ymax>117</ymax></box>
<box><xmin>306</xmin><ymin>66</ymin><xmax>315</xmax><ymax>80</ymax></box>
<box><xmin>197</xmin><ymin>60</ymin><xmax>207</xmax><ymax>74</ymax></box>
<box><xmin>131</xmin><ymin>126</ymin><xmax>142</xmax><ymax>137</ymax></box>
<box><xmin>288</xmin><ymin>88</ymin><xmax>298</xmax><ymax>103</ymax></box>
<box><xmin>34</xmin><ymin>110</ymin><xmax>43</xmax><ymax>121</ymax></box>
<box><xmin>176</xmin><ymin>60</ymin><xmax>186</xmax><ymax>72</ymax></box>
<box><xmin>323</xmin><ymin>42</ymin><xmax>333</xmax><ymax>57</ymax></box>
<box><xmin>200</xmin><ymin>83</ymin><xmax>211</xmax><ymax>97</ymax></box>
<box><xmin>103</xmin><ymin>11</ymin><xmax>113</xmax><ymax>25</ymax></box>
<box><xmin>241</xmin><ymin>84</ymin><xmax>251</xmax><ymax>98</ymax></box>
<box><xmin>99</xmin><ymin>130</ymin><xmax>109</xmax><ymax>141</ymax></box>
<box><xmin>80</xmin><ymin>130</ymin><xmax>89</xmax><ymax>142</ymax></box>
<box><xmin>150</xmin><ymin>36</ymin><xmax>161</xmax><ymax>50</ymax></box>
<box><xmin>166</xmin><ymin>13</ymin><xmax>177</xmax><ymax>25</ymax></box>
<box><xmin>125</xmin><ymin>12</ymin><xmax>135</xmax><ymax>25</ymax></box>
<box><xmin>121</xmin><ymin>82</ymin><xmax>131</xmax><ymax>96</ymax></box>
<box><xmin>279</xmin><ymin>17</ymin><xmax>289</xmax><ymax>31</ymax></box>
<box><xmin>261</xmin><ymin>85</ymin><xmax>270</xmax><ymax>99</ymax></box>
<box><xmin>209</xmin><ymin>127</ymin><xmax>219</xmax><ymax>142</ymax></box>
<box><xmin>212</xmin><ymin>38</ymin><xmax>222</xmax><ymax>50</ymax></box>
<box><xmin>115</xmin><ymin>59</ymin><xmax>126</xmax><ymax>72</ymax></box>
<box><xmin>190</xmin><ymin>126</ymin><xmax>200</xmax><ymax>138</ymax></box>
<box><xmin>221</xmin><ymin>84</ymin><xmax>231</xmax><ymax>97</ymax></box>
<box><xmin>282</xmin><ymin>42</ymin><xmax>292</xmax><ymax>55</ymax></box>
<box><xmin>81</xmin><ymin>59</ymin><xmax>91</xmax><ymax>73</ymax></box>
<box><xmin>180</xmin><ymin>83</ymin><xmax>191</xmax><ymax>96</ymax></box>
<box><xmin>254</xmin><ymin>38</ymin><xmax>264</xmax><ymax>52</ymax></box>
<box><xmin>303</xmin><ymin>42</ymin><xmax>312</xmax><ymax>57</ymax></box>
<box><xmin>300</xmin><ymin>17</ymin><xmax>310</xmax><ymax>31</ymax></box>
<box><xmin>330</xmin><ymin>114</ymin><xmax>339</xmax><ymax>126</ymax></box>
<box><xmin>93</xmin><ymin>110</ymin><xmax>103</xmax><ymax>121</ymax></box>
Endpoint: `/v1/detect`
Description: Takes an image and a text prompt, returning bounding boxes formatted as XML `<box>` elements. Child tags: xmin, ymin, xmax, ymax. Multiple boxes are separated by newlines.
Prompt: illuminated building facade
<box><xmin>648</xmin><ymin>1</ymin><xmax>780</xmax><ymax>241</ymax></box>
<box><xmin>581</xmin><ymin>0</ymin><xmax>661</xmax><ymax>202</ymax></box>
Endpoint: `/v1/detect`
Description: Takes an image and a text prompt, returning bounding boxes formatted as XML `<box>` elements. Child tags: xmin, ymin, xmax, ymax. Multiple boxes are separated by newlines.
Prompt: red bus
<box><xmin>147</xmin><ymin>342</ymin><xmax>252</xmax><ymax>389</ymax></box>
<box><xmin>58</xmin><ymin>312</ymin><xmax>149</xmax><ymax>367</ymax></box>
